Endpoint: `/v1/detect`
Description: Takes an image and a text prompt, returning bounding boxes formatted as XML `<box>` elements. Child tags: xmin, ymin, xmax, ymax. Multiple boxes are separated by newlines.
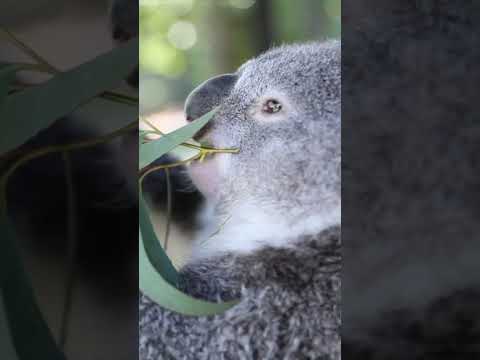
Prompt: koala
<box><xmin>140</xmin><ymin>41</ymin><xmax>341</xmax><ymax>360</ymax></box>
<box><xmin>342</xmin><ymin>1</ymin><xmax>480</xmax><ymax>359</ymax></box>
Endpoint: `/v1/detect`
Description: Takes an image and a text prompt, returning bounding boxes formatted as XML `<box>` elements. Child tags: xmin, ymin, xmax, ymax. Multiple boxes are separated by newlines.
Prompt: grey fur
<box><xmin>185</xmin><ymin>73</ymin><xmax>238</xmax><ymax>121</ymax></box>
<box><xmin>342</xmin><ymin>1</ymin><xmax>480</xmax><ymax>358</ymax></box>
<box><xmin>140</xmin><ymin>41</ymin><xmax>341</xmax><ymax>360</ymax></box>
<box><xmin>141</xmin><ymin>227</ymin><xmax>340</xmax><ymax>360</ymax></box>
<box><xmin>203</xmin><ymin>41</ymin><xmax>339</xmax><ymax>221</ymax></box>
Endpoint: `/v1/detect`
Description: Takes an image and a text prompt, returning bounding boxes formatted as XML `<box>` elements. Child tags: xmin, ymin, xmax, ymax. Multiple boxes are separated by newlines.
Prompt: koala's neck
<box><xmin>191</xmin><ymin>201</ymin><xmax>341</xmax><ymax>261</ymax></box>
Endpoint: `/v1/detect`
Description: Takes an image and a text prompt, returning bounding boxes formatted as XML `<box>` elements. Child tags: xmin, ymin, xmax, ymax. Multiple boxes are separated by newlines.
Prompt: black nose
<box><xmin>185</xmin><ymin>73</ymin><xmax>237</xmax><ymax>122</ymax></box>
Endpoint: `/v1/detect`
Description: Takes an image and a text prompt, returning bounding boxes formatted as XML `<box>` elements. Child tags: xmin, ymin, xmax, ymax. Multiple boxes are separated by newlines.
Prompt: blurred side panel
<box><xmin>342</xmin><ymin>1</ymin><xmax>480</xmax><ymax>358</ymax></box>
<box><xmin>0</xmin><ymin>1</ymin><xmax>139</xmax><ymax>359</ymax></box>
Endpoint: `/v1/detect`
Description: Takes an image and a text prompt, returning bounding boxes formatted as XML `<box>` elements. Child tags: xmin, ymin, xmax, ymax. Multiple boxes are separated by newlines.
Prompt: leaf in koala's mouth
<box><xmin>198</xmin><ymin>139</ymin><xmax>214</xmax><ymax>148</ymax></box>
<box><xmin>192</xmin><ymin>124</ymin><xmax>212</xmax><ymax>143</ymax></box>
<box><xmin>139</xmin><ymin>109</ymin><xmax>217</xmax><ymax>169</ymax></box>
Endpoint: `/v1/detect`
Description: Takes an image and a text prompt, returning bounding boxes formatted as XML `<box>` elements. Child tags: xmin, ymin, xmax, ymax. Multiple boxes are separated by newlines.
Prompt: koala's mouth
<box><xmin>192</xmin><ymin>124</ymin><xmax>213</xmax><ymax>144</ymax></box>
<box><xmin>188</xmin><ymin>151</ymin><xmax>220</xmax><ymax>199</ymax></box>
<box><xmin>187</xmin><ymin>134</ymin><xmax>238</xmax><ymax>199</ymax></box>
<box><xmin>192</xmin><ymin>128</ymin><xmax>220</xmax><ymax>152</ymax></box>
<box><xmin>195</xmin><ymin>136</ymin><xmax>213</xmax><ymax>148</ymax></box>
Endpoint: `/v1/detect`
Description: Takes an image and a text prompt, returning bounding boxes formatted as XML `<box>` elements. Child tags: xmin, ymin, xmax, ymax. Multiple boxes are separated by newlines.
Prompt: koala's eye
<box><xmin>262</xmin><ymin>99</ymin><xmax>282</xmax><ymax>114</ymax></box>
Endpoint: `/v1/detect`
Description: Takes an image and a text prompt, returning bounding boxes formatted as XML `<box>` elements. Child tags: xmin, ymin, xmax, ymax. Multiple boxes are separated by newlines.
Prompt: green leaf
<box><xmin>139</xmin><ymin>192</ymin><xmax>178</xmax><ymax>287</ymax></box>
<box><xmin>138</xmin><ymin>108</ymin><xmax>238</xmax><ymax>315</ymax></box>
<box><xmin>139</xmin><ymin>222</ymin><xmax>239</xmax><ymax>316</ymax></box>
<box><xmin>168</xmin><ymin>143</ymin><xmax>200</xmax><ymax>161</ymax></box>
<box><xmin>0</xmin><ymin>293</ymin><xmax>19</xmax><ymax>360</ymax></box>
<box><xmin>139</xmin><ymin>108</ymin><xmax>216</xmax><ymax>169</ymax></box>
<box><xmin>0</xmin><ymin>212</ymin><xmax>66</xmax><ymax>360</ymax></box>
<box><xmin>139</xmin><ymin>189</ymin><xmax>238</xmax><ymax>315</ymax></box>
<box><xmin>0</xmin><ymin>38</ymin><xmax>138</xmax><ymax>156</ymax></box>
<box><xmin>0</xmin><ymin>65</ymin><xmax>18</xmax><ymax>104</ymax></box>
<box><xmin>139</xmin><ymin>129</ymin><xmax>151</xmax><ymax>139</ymax></box>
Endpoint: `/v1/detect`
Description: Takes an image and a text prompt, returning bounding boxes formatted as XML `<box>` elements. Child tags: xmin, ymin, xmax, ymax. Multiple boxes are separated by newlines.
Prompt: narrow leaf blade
<box><xmin>0</xmin><ymin>65</ymin><xmax>18</xmax><ymax>104</ymax></box>
<box><xmin>0</xmin><ymin>38</ymin><xmax>138</xmax><ymax>155</ymax></box>
<box><xmin>139</xmin><ymin>193</ymin><xmax>178</xmax><ymax>287</ymax></box>
<box><xmin>139</xmin><ymin>235</ymin><xmax>238</xmax><ymax>316</ymax></box>
<box><xmin>0</xmin><ymin>213</ymin><xmax>66</xmax><ymax>360</ymax></box>
<box><xmin>0</xmin><ymin>293</ymin><xmax>19</xmax><ymax>360</ymax></box>
<box><xmin>139</xmin><ymin>108</ymin><xmax>216</xmax><ymax>169</ymax></box>
<box><xmin>139</xmin><ymin>191</ymin><xmax>238</xmax><ymax>315</ymax></box>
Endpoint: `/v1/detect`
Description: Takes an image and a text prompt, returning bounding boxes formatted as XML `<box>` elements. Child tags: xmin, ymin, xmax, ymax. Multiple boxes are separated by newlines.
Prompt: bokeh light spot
<box><xmin>140</xmin><ymin>0</ymin><xmax>161</xmax><ymax>6</ymax></box>
<box><xmin>140</xmin><ymin>76</ymin><xmax>167</xmax><ymax>110</ymax></box>
<box><xmin>324</xmin><ymin>0</ymin><xmax>341</xmax><ymax>19</ymax></box>
<box><xmin>140</xmin><ymin>0</ymin><xmax>194</xmax><ymax>15</ymax></box>
<box><xmin>228</xmin><ymin>0</ymin><xmax>255</xmax><ymax>10</ymax></box>
<box><xmin>140</xmin><ymin>38</ymin><xmax>187</xmax><ymax>77</ymax></box>
<box><xmin>167</xmin><ymin>21</ymin><xmax>197</xmax><ymax>50</ymax></box>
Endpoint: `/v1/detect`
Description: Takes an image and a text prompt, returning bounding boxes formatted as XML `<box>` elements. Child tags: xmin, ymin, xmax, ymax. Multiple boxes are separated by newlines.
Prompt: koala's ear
<box><xmin>185</xmin><ymin>73</ymin><xmax>237</xmax><ymax>122</ymax></box>
<box><xmin>109</xmin><ymin>0</ymin><xmax>138</xmax><ymax>41</ymax></box>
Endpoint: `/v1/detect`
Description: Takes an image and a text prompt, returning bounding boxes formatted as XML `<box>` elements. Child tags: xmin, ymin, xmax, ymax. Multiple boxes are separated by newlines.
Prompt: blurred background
<box><xmin>140</xmin><ymin>0</ymin><xmax>340</xmax><ymax>114</ymax></box>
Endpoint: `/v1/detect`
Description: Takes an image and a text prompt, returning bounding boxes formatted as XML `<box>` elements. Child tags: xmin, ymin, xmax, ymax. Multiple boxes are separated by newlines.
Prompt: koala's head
<box><xmin>186</xmin><ymin>41</ymin><xmax>340</xmax><ymax>247</ymax></box>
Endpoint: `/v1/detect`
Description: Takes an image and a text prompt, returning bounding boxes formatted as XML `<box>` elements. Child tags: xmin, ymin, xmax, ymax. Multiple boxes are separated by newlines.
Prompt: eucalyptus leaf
<box><xmin>138</xmin><ymin>107</ymin><xmax>238</xmax><ymax>315</ymax></box>
<box><xmin>139</xmin><ymin>189</ymin><xmax>238</xmax><ymax>315</ymax></box>
<box><xmin>139</xmin><ymin>108</ymin><xmax>216</xmax><ymax>169</ymax></box>
<box><xmin>0</xmin><ymin>212</ymin><xmax>66</xmax><ymax>360</ymax></box>
<box><xmin>168</xmin><ymin>143</ymin><xmax>200</xmax><ymax>161</ymax></box>
<box><xmin>139</xmin><ymin>129</ymin><xmax>151</xmax><ymax>139</ymax></box>
<box><xmin>0</xmin><ymin>64</ymin><xmax>18</xmax><ymax>104</ymax></box>
<box><xmin>139</xmin><ymin>193</ymin><xmax>178</xmax><ymax>287</ymax></box>
<box><xmin>139</xmin><ymin>230</ymin><xmax>238</xmax><ymax>316</ymax></box>
<box><xmin>0</xmin><ymin>38</ymin><xmax>138</xmax><ymax>155</ymax></box>
<box><xmin>0</xmin><ymin>293</ymin><xmax>19</xmax><ymax>360</ymax></box>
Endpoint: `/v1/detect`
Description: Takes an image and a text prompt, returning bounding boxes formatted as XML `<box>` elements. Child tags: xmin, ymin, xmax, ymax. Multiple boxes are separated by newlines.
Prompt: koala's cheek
<box><xmin>188</xmin><ymin>158</ymin><xmax>221</xmax><ymax>199</ymax></box>
<box><xmin>187</xmin><ymin>153</ymin><xmax>232</xmax><ymax>200</ymax></box>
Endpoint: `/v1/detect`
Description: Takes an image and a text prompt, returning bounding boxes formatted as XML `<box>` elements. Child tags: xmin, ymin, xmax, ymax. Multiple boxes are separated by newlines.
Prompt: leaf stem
<box><xmin>164</xmin><ymin>168</ymin><xmax>172</xmax><ymax>252</ymax></box>
<box><xmin>59</xmin><ymin>151</ymin><xmax>77</xmax><ymax>349</ymax></box>
<box><xmin>139</xmin><ymin>153</ymin><xmax>201</xmax><ymax>182</ymax></box>
<box><xmin>0</xmin><ymin>27</ymin><xmax>57</xmax><ymax>73</ymax></box>
<box><xmin>0</xmin><ymin>121</ymin><xmax>137</xmax><ymax>210</ymax></box>
<box><xmin>140</xmin><ymin>117</ymin><xmax>164</xmax><ymax>135</ymax></box>
<box><xmin>1</xmin><ymin>27</ymin><xmax>138</xmax><ymax>106</ymax></box>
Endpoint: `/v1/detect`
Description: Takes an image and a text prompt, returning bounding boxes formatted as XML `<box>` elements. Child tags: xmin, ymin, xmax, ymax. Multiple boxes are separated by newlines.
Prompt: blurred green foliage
<box><xmin>139</xmin><ymin>0</ymin><xmax>340</xmax><ymax>112</ymax></box>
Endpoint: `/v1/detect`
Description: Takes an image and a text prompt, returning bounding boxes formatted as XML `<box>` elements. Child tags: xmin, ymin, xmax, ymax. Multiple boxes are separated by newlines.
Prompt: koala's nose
<box><xmin>185</xmin><ymin>73</ymin><xmax>237</xmax><ymax>122</ymax></box>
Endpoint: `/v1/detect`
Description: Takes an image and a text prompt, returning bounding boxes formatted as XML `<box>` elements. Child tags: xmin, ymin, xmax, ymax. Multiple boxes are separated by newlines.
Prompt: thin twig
<box><xmin>59</xmin><ymin>151</ymin><xmax>77</xmax><ymax>349</ymax></box>
<box><xmin>206</xmin><ymin>214</ymin><xmax>233</xmax><ymax>242</ymax></box>
<box><xmin>138</xmin><ymin>144</ymin><xmax>239</xmax><ymax>180</ymax></box>
<box><xmin>138</xmin><ymin>118</ymin><xmax>234</xmax><ymax>154</ymax></box>
<box><xmin>0</xmin><ymin>27</ymin><xmax>57</xmax><ymax>73</ymax></box>
<box><xmin>140</xmin><ymin>117</ymin><xmax>164</xmax><ymax>135</ymax></box>
<box><xmin>1</xmin><ymin>27</ymin><xmax>138</xmax><ymax>107</ymax></box>
<box><xmin>100</xmin><ymin>91</ymin><xmax>138</xmax><ymax>106</ymax></box>
<box><xmin>164</xmin><ymin>168</ymin><xmax>172</xmax><ymax>252</ymax></box>
<box><xmin>0</xmin><ymin>121</ymin><xmax>137</xmax><ymax>210</ymax></box>
<box><xmin>10</xmin><ymin>62</ymin><xmax>57</xmax><ymax>75</ymax></box>
<box><xmin>139</xmin><ymin>153</ymin><xmax>201</xmax><ymax>181</ymax></box>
